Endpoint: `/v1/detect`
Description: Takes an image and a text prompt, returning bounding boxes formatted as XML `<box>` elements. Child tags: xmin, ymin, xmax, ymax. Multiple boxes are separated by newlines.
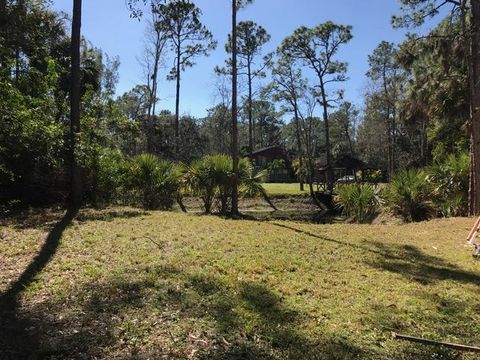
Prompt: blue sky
<box><xmin>51</xmin><ymin>0</ymin><xmax>446</xmax><ymax>118</ymax></box>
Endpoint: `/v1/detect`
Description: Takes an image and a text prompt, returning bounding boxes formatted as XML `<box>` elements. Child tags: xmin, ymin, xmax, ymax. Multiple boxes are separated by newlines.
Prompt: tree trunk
<box><xmin>69</xmin><ymin>0</ymin><xmax>82</xmax><ymax>209</ymax></box>
<box><xmin>469</xmin><ymin>0</ymin><xmax>480</xmax><ymax>215</ymax></box>
<box><xmin>319</xmin><ymin>81</ymin><xmax>333</xmax><ymax>192</ymax></box>
<box><xmin>174</xmin><ymin>38</ymin><xmax>181</xmax><ymax>139</ymax></box>
<box><xmin>293</xmin><ymin>101</ymin><xmax>304</xmax><ymax>191</ymax></box>
<box><xmin>231</xmin><ymin>0</ymin><xmax>239</xmax><ymax>215</ymax></box>
<box><xmin>392</xmin><ymin>107</ymin><xmax>397</xmax><ymax>174</ymax></box>
<box><xmin>247</xmin><ymin>62</ymin><xmax>253</xmax><ymax>159</ymax></box>
<box><xmin>381</xmin><ymin>67</ymin><xmax>395</xmax><ymax>182</ymax></box>
<box><xmin>151</xmin><ymin>30</ymin><xmax>163</xmax><ymax>118</ymax></box>
<box><xmin>388</xmin><ymin>112</ymin><xmax>393</xmax><ymax>182</ymax></box>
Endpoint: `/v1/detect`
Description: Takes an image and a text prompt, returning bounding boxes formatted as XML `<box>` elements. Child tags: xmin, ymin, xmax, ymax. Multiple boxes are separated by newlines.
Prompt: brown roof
<box><xmin>251</xmin><ymin>145</ymin><xmax>287</xmax><ymax>156</ymax></box>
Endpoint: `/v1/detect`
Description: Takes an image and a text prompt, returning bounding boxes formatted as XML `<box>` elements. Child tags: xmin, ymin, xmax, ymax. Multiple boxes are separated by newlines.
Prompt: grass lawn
<box><xmin>1</xmin><ymin>208</ymin><xmax>479</xmax><ymax>359</ymax></box>
<box><xmin>262</xmin><ymin>183</ymin><xmax>309</xmax><ymax>197</ymax></box>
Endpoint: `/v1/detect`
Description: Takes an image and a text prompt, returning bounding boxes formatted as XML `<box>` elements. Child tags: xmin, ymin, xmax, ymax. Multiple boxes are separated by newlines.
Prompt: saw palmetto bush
<box><xmin>210</xmin><ymin>154</ymin><xmax>233</xmax><ymax>214</ymax></box>
<box><xmin>426</xmin><ymin>152</ymin><xmax>469</xmax><ymax>217</ymax></box>
<box><xmin>186</xmin><ymin>155</ymin><xmax>224</xmax><ymax>214</ymax></box>
<box><xmin>125</xmin><ymin>154</ymin><xmax>181</xmax><ymax>210</ymax></box>
<box><xmin>186</xmin><ymin>154</ymin><xmax>270</xmax><ymax>214</ymax></box>
<box><xmin>335</xmin><ymin>184</ymin><xmax>379</xmax><ymax>223</ymax></box>
<box><xmin>383</xmin><ymin>169</ymin><xmax>432</xmax><ymax>222</ymax></box>
<box><xmin>238</xmin><ymin>160</ymin><xmax>277</xmax><ymax>210</ymax></box>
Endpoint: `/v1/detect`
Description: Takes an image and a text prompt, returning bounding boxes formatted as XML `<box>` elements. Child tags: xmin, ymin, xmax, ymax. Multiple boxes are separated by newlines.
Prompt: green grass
<box><xmin>1</xmin><ymin>208</ymin><xmax>479</xmax><ymax>359</ymax></box>
<box><xmin>262</xmin><ymin>183</ymin><xmax>309</xmax><ymax>197</ymax></box>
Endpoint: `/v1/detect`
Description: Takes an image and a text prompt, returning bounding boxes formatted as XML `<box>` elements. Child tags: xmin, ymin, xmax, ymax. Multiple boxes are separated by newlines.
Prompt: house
<box><xmin>251</xmin><ymin>145</ymin><xmax>296</xmax><ymax>183</ymax></box>
<box><xmin>314</xmin><ymin>155</ymin><xmax>372</xmax><ymax>185</ymax></box>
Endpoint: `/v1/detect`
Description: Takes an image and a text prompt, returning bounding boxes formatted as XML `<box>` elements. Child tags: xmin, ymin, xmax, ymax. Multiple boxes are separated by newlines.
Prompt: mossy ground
<box><xmin>1</xmin><ymin>207</ymin><xmax>479</xmax><ymax>359</ymax></box>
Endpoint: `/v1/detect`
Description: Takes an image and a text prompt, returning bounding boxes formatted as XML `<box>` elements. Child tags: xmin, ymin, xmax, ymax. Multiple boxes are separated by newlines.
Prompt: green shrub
<box><xmin>96</xmin><ymin>149</ymin><xmax>126</xmax><ymax>205</ymax></box>
<box><xmin>426</xmin><ymin>152</ymin><xmax>469</xmax><ymax>217</ymax></box>
<box><xmin>125</xmin><ymin>154</ymin><xmax>180</xmax><ymax>210</ymax></box>
<box><xmin>239</xmin><ymin>161</ymin><xmax>268</xmax><ymax>198</ymax></box>
<box><xmin>186</xmin><ymin>155</ymin><xmax>220</xmax><ymax>214</ymax></box>
<box><xmin>210</xmin><ymin>154</ymin><xmax>233</xmax><ymax>213</ymax></box>
<box><xmin>186</xmin><ymin>154</ymin><xmax>268</xmax><ymax>214</ymax></box>
<box><xmin>383</xmin><ymin>169</ymin><xmax>432</xmax><ymax>222</ymax></box>
<box><xmin>187</xmin><ymin>154</ymin><xmax>236</xmax><ymax>213</ymax></box>
<box><xmin>335</xmin><ymin>184</ymin><xmax>379</xmax><ymax>223</ymax></box>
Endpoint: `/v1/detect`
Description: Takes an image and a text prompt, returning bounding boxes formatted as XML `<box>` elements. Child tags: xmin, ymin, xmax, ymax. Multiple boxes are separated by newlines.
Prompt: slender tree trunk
<box><xmin>306</xmin><ymin>156</ymin><xmax>325</xmax><ymax>210</ymax></box>
<box><xmin>69</xmin><ymin>0</ymin><xmax>82</xmax><ymax>208</ymax></box>
<box><xmin>392</xmin><ymin>107</ymin><xmax>397</xmax><ymax>173</ymax></box>
<box><xmin>175</xmin><ymin>39</ymin><xmax>181</xmax><ymax>139</ymax></box>
<box><xmin>231</xmin><ymin>0</ymin><xmax>239</xmax><ymax>215</ymax></box>
<box><xmin>146</xmin><ymin>67</ymin><xmax>154</xmax><ymax>154</ymax></box>
<box><xmin>469</xmin><ymin>0</ymin><xmax>480</xmax><ymax>215</ymax></box>
<box><xmin>247</xmin><ymin>62</ymin><xmax>253</xmax><ymax>158</ymax></box>
<box><xmin>319</xmin><ymin>81</ymin><xmax>333</xmax><ymax>192</ymax></box>
<box><xmin>145</xmin><ymin>43</ymin><xmax>153</xmax><ymax>154</ymax></box>
<box><xmin>388</xmin><ymin>112</ymin><xmax>393</xmax><ymax>181</ymax></box>
<box><xmin>151</xmin><ymin>30</ymin><xmax>163</xmax><ymax>118</ymax></box>
<box><xmin>380</xmin><ymin>67</ymin><xmax>396</xmax><ymax>181</ymax></box>
<box><xmin>293</xmin><ymin>101</ymin><xmax>304</xmax><ymax>191</ymax></box>
<box><xmin>148</xmin><ymin>31</ymin><xmax>164</xmax><ymax>154</ymax></box>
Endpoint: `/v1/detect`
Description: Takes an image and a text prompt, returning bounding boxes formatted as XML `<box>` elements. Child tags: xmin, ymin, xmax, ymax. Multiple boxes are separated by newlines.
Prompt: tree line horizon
<box><xmin>1</xmin><ymin>0</ymin><xmax>479</xmax><ymax>216</ymax></box>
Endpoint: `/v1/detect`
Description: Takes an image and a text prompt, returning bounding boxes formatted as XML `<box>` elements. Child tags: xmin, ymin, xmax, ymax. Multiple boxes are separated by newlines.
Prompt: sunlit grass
<box><xmin>1</xmin><ymin>208</ymin><xmax>479</xmax><ymax>359</ymax></box>
<box><xmin>262</xmin><ymin>183</ymin><xmax>309</xmax><ymax>197</ymax></box>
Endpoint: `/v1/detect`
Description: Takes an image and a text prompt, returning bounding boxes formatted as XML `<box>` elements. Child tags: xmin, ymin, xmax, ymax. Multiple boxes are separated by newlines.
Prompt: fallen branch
<box><xmin>177</xmin><ymin>195</ymin><xmax>187</xmax><ymax>213</ymax></box>
<box><xmin>144</xmin><ymin>236</ymin><xmax>164</xmax><ymax>251</ymax></box>
<box><xmin>392</xmin><ymin>333</ymin><xmax>480</xmax><ymax>353</ymax></box>
<box><xmin>260</xmin><ymin>189</ymin><xmax>278</xmax><ymax>211</ymax></box>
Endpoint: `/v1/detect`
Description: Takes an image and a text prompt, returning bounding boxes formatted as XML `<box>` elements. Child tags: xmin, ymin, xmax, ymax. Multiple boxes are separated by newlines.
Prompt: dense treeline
<box><xmin>0</xmin><ymin>0</ymin><xmax>478</xmax><ymax>217</ymax></box>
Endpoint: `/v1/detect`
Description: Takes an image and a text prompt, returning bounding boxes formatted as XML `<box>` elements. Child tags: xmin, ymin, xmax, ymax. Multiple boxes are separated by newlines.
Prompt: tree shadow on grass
<box><xmin>0</xmin><ymin>262</ymin><xmax>367</xmax><ymax>359</ymax></box>
<box><xmin>358</xmin><ymin>241</ymin><xmax>480</xmax><ymax>359</ymax></box>
<box><xmin>270</xmin><ymin>222</ymin><xmax>404</xmax><ymax>259</ymax></box>
<box><xmin>269</xmin><ymin>223</ymin><xmax>480</xmax><ymax>359</ymax></box>
<box><xmin>364</xmin><ymin>241</ymin><xmax>480</xmax><ymax>287</ymax></box>
<box><xmin>194</xmin><ymin>278</ymin><xmax>365</xmax><ymax>360</ymax></box>
<box><xmin>0</xmin><ymin>207</ymin><xmax>78</xmax><ymax>308</ymax></box>
<box><xmin>364</xmin><ymin>293</ymin><xmax>479</xmax><ymax>360</ymax></box>
<box><xmin>0</xmin><ymin>207</ymin><xmax>148</xmax><ymax>230</ymax></box>
<box><xmin>271</xmin><ymin>223</ymin><xmax>480</xmax><ymax>288</ymax></box>
<box><xmin>0</xmin><ymin>207</ymin><xmax>78</xmax><ymax>358</ymax></box>
<box><xmin>75</xmin><ymin>208</ymin><xmax>149</xmax><ymax>223</ymax></box>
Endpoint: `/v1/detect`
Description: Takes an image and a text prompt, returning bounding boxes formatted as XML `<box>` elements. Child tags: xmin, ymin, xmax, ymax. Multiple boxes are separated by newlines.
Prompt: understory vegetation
<box><xmin>336</xmin><ymin>152</ymin><xmax>470</xmax><ymax>223</ymax></box>
<box><xmin>1</xmin><ymin>0</ymin><xmax>479</xmax><ymax>220</ymax></box>
<box><xmin>335</xmin><ymin>184</ymin><xmax>379</xmax><ymax>223</ymax></box>
<box><xmin>86</xmin><ymin>153</ymin><xmax>269</xmax><ymax>214</ymax></box>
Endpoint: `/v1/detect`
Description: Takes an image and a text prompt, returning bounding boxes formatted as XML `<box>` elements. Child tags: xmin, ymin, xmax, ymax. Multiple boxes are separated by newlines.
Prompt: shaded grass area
<box><xmin>0</xmin><ymin>209</ymin><xmax>479</xmax><ymax>359</ymax></box>
<box><xmin>182</xmin><ymin>196</ymin><xmax>325</xmax><ymax>223</ymax></box>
